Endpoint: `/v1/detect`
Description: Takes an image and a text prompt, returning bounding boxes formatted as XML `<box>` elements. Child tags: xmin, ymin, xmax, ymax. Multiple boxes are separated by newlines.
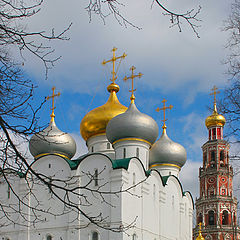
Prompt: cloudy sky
<box><xmin>17</xmin><ymin>0</ymin><xmax>238</xmax><ymax>207</ymax></box>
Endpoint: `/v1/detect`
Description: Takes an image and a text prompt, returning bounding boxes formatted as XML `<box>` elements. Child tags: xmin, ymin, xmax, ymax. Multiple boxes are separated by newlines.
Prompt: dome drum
<box><xmin>150</xmin><ymin>163</ymin><xmax>181</xmax><ymax>177</ymax></box>
<box><xmin>113</xmin><ymin>139</ymin><xmax>150</xmax><ymax>169</ymax></box>
<box><xmin>87</xmin><ymin>134</ymin><xmax>115</xmax><ymax>158</ymax></box>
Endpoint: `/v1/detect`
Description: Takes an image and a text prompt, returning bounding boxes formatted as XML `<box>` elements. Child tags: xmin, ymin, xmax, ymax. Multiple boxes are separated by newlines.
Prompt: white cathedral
<box><xmin>0</xmin><ymin>49</ymin><xmax>194</xmax><ymax>240</ymax></box>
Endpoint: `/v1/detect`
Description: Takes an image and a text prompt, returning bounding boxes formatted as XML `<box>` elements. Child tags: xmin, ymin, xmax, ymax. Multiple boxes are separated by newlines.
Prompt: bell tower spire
<box><xmin>193</xmin><ymin>87</ymin><xmax>240</xmax><ymax>240</ymax></box>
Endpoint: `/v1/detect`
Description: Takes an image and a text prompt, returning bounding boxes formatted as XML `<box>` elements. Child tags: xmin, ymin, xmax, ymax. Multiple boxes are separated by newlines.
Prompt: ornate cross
<box><xmin>102</xmin><ymin>47</ymin><xmax>127</xmax><ymax>84</ymax></box>
<box><xmin>156</xmin><ymin>99</ymin><xmax>173</xmax><ymax>129</ymax></box>
<box><xmin>123</xmin><ymin>66</ymin><xmax>143</xmax><ymax>100</ymax></box>
<box><xmin>46</xmin><ymin>87</ymin><xmax>60</xmax><ymax>122</ymax></box>
<box><xmin>210</xmin><ymin>85</ymin><xmax>220</xmax><ymax>105</ymax></box>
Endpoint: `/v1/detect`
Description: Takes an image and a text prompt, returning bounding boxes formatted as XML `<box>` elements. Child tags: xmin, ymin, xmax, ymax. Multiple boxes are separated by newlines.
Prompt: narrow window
<box><xmin>48</xmin><ymin>178</ymin><xmax>52</xmax><ymax>194</ymax></box>
<box><xmin>94</xmin><ymin>169</ymin><xmax>98</xmax><ymax>186</ymax></box>
<box><xmin>133</xmin><ymin>173</ymin><xmax>136</xmax><ymax>186</ymax></box>
<box><xmin>208</xmin><ymin>210</ymin><xmax>215</xmax><ymax>225</ymax></box>
<box><xmin>91</xmin><ymin>146</ymin><xmax>94</xmax><ymax>153</ymax></box>
<box><xmin>7</xmin><ymin>185</ymin><xmax>10</xmax><ymax>199</ymax></box>
<box><xmin>209</xmin><ymin>129</ymin><xmax>211</xmax><ymax>140</ymax></box>
<box><xmin>136</xmin><ymin>148</ymin><xmax>139</xmax><ymax>158</ymax></box>
<box><xmin>107</xmin><ymin>142</ymin><xmax>110</xmax><ymax>149</ymax></box>
<box><xmin>212</xmin><ymin>128</ymin><xmax>216</xmax><ymax>139</ymax></box>
<box><xmin>153</xmin><ymin>184</ymin><xmax>156</xmax><ymax>199</ymax></box>
<box><xmin>92</xmin><ymin>231</ymin><xmax>99</xmax><ymax>240</ymax></box>
<box><xmin>220</xmin><ymin>151</ymin><xmax>224</xmax><ymax>162</ymax></box>
<box><xmin>49</xmin><ymin>163</ymin><xmax>51</xmax><ymax>168</ymax></box>
<box><xmin>222</xmin><ymin>210</ymin><xmax>228</xmax><ymax>225</ymax></box>
<box><xmin>123</xmin><ymin>148</ymin><xmax>126</xmax><ymax>158</ymax></box>
<box><xmin>217</xmin><ymin>127</ymin><xmax>221</xmax><ymax>139</ymax></box>
<box><xmin>132</xmin><ymin>233</ymin><xmax>137</xmax><ymax>240</ymax></box>
<box><xmin>203</xmin><ymin>153</ymin><xmax>207</xmax><ymax>167</ymax></box>
<box><xmin>210</xmin><ymin>151</ymin><xmax>215</xmax><ymax>167</ymax></box>
<box><xmin>46</xmin><ymin>235</ymin><xmax>52</xmax><ymax>240</ymax></box>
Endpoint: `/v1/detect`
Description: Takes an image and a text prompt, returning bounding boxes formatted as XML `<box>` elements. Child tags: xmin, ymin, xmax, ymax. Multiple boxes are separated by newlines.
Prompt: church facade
<box><xmin>0</xmin><ymin>49</ymin><xmax>194</xmax><ymax>240</ymax></box>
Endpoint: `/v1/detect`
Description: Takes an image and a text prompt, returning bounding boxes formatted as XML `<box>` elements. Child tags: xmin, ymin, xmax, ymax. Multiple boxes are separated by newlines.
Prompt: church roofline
<box><xmin>27</xmin><ymin>152</ymin><xmax>194</xmax><ymax>203</ymax></box>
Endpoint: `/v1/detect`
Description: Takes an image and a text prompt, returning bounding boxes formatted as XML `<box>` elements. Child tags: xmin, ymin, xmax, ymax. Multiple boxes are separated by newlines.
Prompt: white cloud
<box><xmin>17</xmin><ymin>0</ymin><xmax>234</xmax><ymax>103</ymax></box>
<box><xmin>179</xmin><ymin>160</ymin><xmax>201</xmax><ymax>200</ymax></box>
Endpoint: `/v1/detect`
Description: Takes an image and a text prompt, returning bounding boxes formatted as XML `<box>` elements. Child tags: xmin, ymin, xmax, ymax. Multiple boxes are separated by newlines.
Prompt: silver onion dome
<box><xmin>149</xmin><ymin>128</ymin><xmax>187</xmax><ymax>168</ymax></box>
<box><xmin>29</xmin><ymin>119</ymin><xmax>76</xmax><ymax>159</ymax></box>
<box><xmin>106</xmin><ymin>100</ymin><xmax>159</xmax><ymax>145</ymax></box>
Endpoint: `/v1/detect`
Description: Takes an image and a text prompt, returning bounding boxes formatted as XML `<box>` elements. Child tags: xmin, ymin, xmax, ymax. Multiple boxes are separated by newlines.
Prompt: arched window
<box><xmin>46</xmin><ymin>235</ymin><xmax>52</xmax><ymax>240</ymax></box>
<box><xmin>222</xmin><ymin>210</ymin><xmax>229</xmax><ymax>225</ymax></box>
<box><xmin>91</xmin><ymin>146</ymin><xmax>94</xmax><ymax>153</ymax></box>
<box><xmin>92</xmin><ymin>231</ymin><xmax>99</xmax><ymax>240</ymax></box>
<box><xmin>197</xmin><ymin>213</ymin><xmax>203</xmax><ymax>224</ymax></box>
<box><xmin>132</xmin><ymin>233</ymin><xmax>137</xmax><ymax>240</ymax></box>
<box><xmin>208</xmin><ymin>210</ymin><xmax>215</xmax><ymax>225</ymax></box>
<box><xmin>107</xmin><ymin>142</ymin><xmax>110</xmax><ymax>149</ymax></box>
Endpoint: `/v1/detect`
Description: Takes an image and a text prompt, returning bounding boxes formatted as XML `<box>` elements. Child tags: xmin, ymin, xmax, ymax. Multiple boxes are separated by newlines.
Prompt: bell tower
<box><xmin>193</xmin><ymin>86</ymin><xmax>240</xmax><ymax>240</ymax></box>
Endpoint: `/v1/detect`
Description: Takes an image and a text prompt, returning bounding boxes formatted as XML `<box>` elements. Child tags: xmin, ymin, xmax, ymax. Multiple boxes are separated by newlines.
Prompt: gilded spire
<box><xmin>102</xmin><ymin>47</ymin><xmax>127</xmax><ymax>85</ymax></box>
<box><xmin>46</xmin><ymin>87</ymin><xmax>61</xmax><ymax>123</ymax></box>
<box><xmin>156</xmin><ymin>99</ymin><xmax>173</xmax><ymax>133</ymax></box>
<box><xmin>210</xmin><ymin>85</ymin><xmax>220</xmax><ymax>113</ymax></box>
<box><xmin>123</xmin><ymin>66</ymin><xmax>143</xmax><ymax>102</ymax></box>
<box><xmin>196</xmin><ymin>222</ymin><xmax>205</xmax><ymax>240</ymax></box>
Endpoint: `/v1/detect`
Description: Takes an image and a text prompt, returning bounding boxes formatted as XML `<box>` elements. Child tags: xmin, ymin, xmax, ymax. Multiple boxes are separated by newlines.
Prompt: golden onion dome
<box><xmin>80</xmin><ymin>83</ymin><xmax>127</xmax><ymax>141</ymax></box>
<box><xmin>205</xmin><ymin>104</ymin><xmax>226</xmax><ymax>128</ymax></box>
<box><xmin>196</xmin><ymin>233</ymin><xmax>205</xmax><ymax>240</ymax></box>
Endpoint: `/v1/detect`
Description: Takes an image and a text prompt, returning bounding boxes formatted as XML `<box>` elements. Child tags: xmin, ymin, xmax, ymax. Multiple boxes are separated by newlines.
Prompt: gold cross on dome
<box><xmin>199</xmin><ymin>222</ymin><xmax>202</xmax><ymax>230</ymax></box>
<box><xmin>210</xmin><ymin>85</ymin><xmax>220</xmax><ymax>105</ymax></box>
<box><xmin>156</xmin><ymin>99</ymin><xmax>173</xmax><ymax>129</ymax></box>
<box><xmin>102</xmin><ymin>47</ymin><xmax>127</xmax><ymax>84</ymax></box>
<box><xmin>46</xmin><ymin>87</ymin><xmax>60</xmax><ymax>122</ymax></box>
<box><xmin>123</xmin><ymin>66</ymin><xmax>143</xmax><ymax>101</ymax></box>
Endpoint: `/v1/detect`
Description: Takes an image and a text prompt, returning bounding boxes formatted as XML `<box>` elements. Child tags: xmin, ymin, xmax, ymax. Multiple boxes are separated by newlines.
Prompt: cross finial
<box><xmin>46</xmin><ymin>87</ymin><xmax>60</xmax><ymax>122</ymax></box>
<box><xmin>123</xmin><ymin>66</ymin><xmax>143</xmax><ymax>101</ymax></box>
<box><xmin>210</xmin><ymin>85</ymin><xmax>220</xmax><ymax>113</ymax></box>
<box><xmin>156</xmin><ymin>99</ymin><xmax>173</xmax><ymax>131</ymax></box>
<box><xmin>210</xmin><ymin>85</ymin><xmax>220</xmax><ymax>105</ymax></box>
<box><xmin>102</xmin><ymin>47</ymin><xmax>127</xmax><ymax>84</ymax></box>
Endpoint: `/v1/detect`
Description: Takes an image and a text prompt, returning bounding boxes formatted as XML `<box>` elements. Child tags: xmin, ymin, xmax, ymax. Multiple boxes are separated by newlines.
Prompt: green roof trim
<box><xmin>111</xmin><ymin>158</ymin><xmax>132</xmax><ymax>170</ymax></box>
<box><xmin>17</xmin><ymin>171</ymin><xmax>25</xmax><ymax>178</ymax></box>
<box><xmin>146</xmin><ymin>169</ymin><xmax>151</xmax><ymax>177</ymax></box>
<box><xmin>161</xmin><ymin>175</ymin><xmax>170</xmax><ymax>186</ymax></box>
<box><xmin>65</xmin><ymin>158</ymin><xmax>78</xmax><ymax>170</ymax></box>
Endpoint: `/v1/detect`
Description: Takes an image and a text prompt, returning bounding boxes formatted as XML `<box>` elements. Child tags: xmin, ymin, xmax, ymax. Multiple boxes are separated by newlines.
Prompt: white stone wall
<box><xmin>0</xmin><ymin>153</ymin><xmax>193</xmax><ymax>240</ymax></box>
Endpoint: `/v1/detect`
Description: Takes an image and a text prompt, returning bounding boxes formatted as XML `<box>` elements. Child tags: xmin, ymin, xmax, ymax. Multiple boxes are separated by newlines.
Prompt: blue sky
<box><xmin>18</xmin><ymin>0</ymin><xmax>238</xmax><ymax>201</ymax></box>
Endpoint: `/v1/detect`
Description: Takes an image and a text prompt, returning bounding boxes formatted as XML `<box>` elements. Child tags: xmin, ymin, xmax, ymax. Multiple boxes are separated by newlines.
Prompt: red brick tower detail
<box><xmin>193</xmin><ymin>87</ymin><xmax>240</xmax><ymax>240</ymax></box>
